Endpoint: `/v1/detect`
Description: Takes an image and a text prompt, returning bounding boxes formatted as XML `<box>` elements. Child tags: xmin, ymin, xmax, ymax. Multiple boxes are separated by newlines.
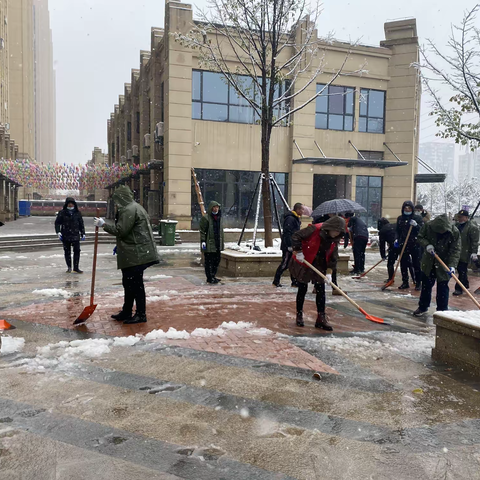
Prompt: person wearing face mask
<box><xmin>453</xmin><ymin>209</ymin><xmax>479</xmax><ymax>296</ymax></box>
<box><xmin>54</xmin><ymin>197</ymin><xmax>85</xmax><ymax>274</ymax></box>
<box><xmin>199</xmin><ymin>201</ymin><xmax>225</xmax><ymax>284</ymax></box>
<box><xmin>289</xmin><ymin>216</ymin><xmax>346</xmax><ymax>331</ymax></box>
<box><xmin>414</xmin><ymin>204</ymin><xmax>431</xmax><ymax>222</ymax></box>
<box><xmin>413</xmin><ymin>214</ymin><xmax>461</xmax><ymax>316</ymax></box>
<box><xmin>395</xmin><ymin>201</ymin><xmax>423</xmax><ymax>290</ymax></box>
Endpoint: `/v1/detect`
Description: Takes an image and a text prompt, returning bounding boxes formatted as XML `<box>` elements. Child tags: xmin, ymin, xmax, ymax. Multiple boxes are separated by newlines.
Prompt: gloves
<box><xmin>448</xmin><ymin>267</ymin><xmax>455</xmax><ymax>277</ymax></box>
<box><xmin>295</xmin><ymin>251</ymin><xmax>305</xmax><ymax>263</ymax></box>
<box><xmin>57</xmin><ymin>232</ymin><xmax>63</xmax><ymax>241</ymax></box>
<box><xmin>426</xmin><ymin>244</ymin><xmax>435</xmax><ymax>255</ymax></box>
<box><xmin>471</xmin><ymin>253</ymin><xmax>478</xmax><ymax>262</ymax></box>
<box><xmin>287</xmin><ymin>247</ymin><xmax>293</xmax><ymax>252</ymax></box>
<box><xmin>201</xmin><ymin>242</ymin><xmax>206</xmax><ymax>251</ymax></box>
<box><xmin>325</xmin><ymin>273</ymin><xmax>332</xmax><ymax>286</ymax></box>
<box><xmin>113</xmin><ymin>246</ymin><xmax>117</xmax><ymax>255</ymax></box>
<box><xmin>93</xmin><ymin>217</ymin><xmax>105</xmax><ymax>227</ymax></box>
<box><xmin>81</xmin><ymin>235</ymin><xmax>86</xmax><ymax>241</ymax></box>
<box><xmin>409</xmin><ymin>219</ymin><xmax>417</xmax><ymax>227</ymax></box>
<box><xmin>394</xmin><ymin>240</ymin><xmax>399</xmax><ymax>248</ymax></box>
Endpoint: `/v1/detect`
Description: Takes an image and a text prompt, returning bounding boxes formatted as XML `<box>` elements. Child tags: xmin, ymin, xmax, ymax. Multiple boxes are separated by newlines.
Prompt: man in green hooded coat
<box><xmin>94</xmin><ymin>185</ymin><xmax>159</xmax><ymax>324</ymax></box>
<box><xmin>413</xmin><ymin>214</ymin><xmax>461</xmax><ymax>317</ymax></box>
<box><xmin>199</xmin><ymin>201</ymin><xmax>225</xmax><ymax>284</ymax></box>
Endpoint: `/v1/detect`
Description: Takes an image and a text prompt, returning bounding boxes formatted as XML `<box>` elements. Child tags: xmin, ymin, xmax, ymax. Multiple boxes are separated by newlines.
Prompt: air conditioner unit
<box><xmin>132</xmin><ymin>145</ymin><xmax>139</xmax><ymax>156</ymax></box>
<box><xmin>144</xmin><ymin>133</ymin><xmax>151</xmax><ymax>148</ymax></box>
<box><xmin>155</xmin><ymin>122</ymin><xmax>164</xmax><ymax>140</ymax></box>
<box><xmin>127</xmin><ymin>149</ymin><xmax>132</xmax><ymax>160</ymax></box>
<box><xmin>120</xmin><ymin>155</ymin><xmax>126</xmax><ymax>164</ymax></box>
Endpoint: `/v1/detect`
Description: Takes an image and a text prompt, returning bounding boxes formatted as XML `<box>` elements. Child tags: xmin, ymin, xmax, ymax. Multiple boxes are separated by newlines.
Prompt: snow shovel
<box><xmin>382</xmin><ymin>225</ymin><xmax>413</xmax><ymax>291</ymax></box>
<box><xmin>299</xmin><ymin>256</ymin><xmax>388</xmax><ymax>325</ymax></box>
<box><xmin>74</xmin><ymin>210</ymin><xmax>100</xmax><ymax>325</ymax></box>
<box><xmin>352</xmin><ymin>258</ymin><xmax>385</xmax><ymax>279</ymax></box>
<box><xmin>434</xmin><ymin>254</ymin><xmax>480</xmax><ymax>310</ymax></box>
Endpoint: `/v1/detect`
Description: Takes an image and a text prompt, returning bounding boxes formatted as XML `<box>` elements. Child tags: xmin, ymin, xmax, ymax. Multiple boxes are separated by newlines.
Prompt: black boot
<box><xmin>296</xmin><ymin>311</ymin><xmax>304</xmax><ymax>327</ymax></box>
<box><xmin>452</xmin><ymin>290</ymin><xmax>463</xmax><ymax>296</ymax></box>
<box><xmin>73</xmin><ymin>268</ymin><xmax>83</xmax><ymax>274</ymax></box>
<box><xmin>413</xmin><ymin>308</ymin><xmax>428</xmax><ymax>317</ymax></box>
<box><xmin>111</xmin><ymin>311</ymin><xmax>132</xmax><ymax>321</ymax></box>
<box><xmin>124</xmin><ymin>313</ymin><xmax>147</xmax><ymax>324</ymax></box>
<box><xmin>398</xmin><ymin>282</ymin><xmax>410</xmax><ymax>290</ymax></box>
<box><xmin>315</xmin><ymin>313</ymin><xmax>333</xmax><ymax>331</ymax></box>
<box><xmin>415</xmin><ymin>283</ymin><xmax>421</xmax><ymax>291</ymax></box>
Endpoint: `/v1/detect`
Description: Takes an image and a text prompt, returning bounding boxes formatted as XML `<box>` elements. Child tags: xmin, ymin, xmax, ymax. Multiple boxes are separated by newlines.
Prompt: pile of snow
<box><xmin>113</xmin><ymin>336</ymin><xmax>141</xmax><ymax>347</ymax></box>
<box><xmin>157</xmin><ymin>248</ymin><xmax>199</xmax><ymax>254</ymax></box>
<box><xmin>148</xmin><ymin>295</ymin><xmax>171</xmax><ymax>302</ymax></box>
<box><xmin>148</xmin><ymin>274</ymin><xmax>173</xmax><ymax>279</ymax></box>
<box><xmin>33</xmin><ymin>288</ymin><xmax>71</xmax><ymax>298</ymax></box>
<box><xmin>437</xmin><ymin>311</ymin><xmax>480</xmax><ymax>329</ymax></box>
<box><xmin>1</xmin><ymin>336</ymin><xmax>25</xmax><ymax>354</ymax></box>
<box><xmin>226</xmin><ymin>238</ymin><xmax>282</xmax><ymax>255</ymax></box>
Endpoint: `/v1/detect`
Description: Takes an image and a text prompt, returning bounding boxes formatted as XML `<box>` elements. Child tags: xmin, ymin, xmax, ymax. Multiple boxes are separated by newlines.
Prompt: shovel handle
<box><xmin>391</xmin><ymin>225</ymin><xmax>413</xmax><ymax>281</ymax></box>
<box><xmin>359</xmin><ymin>258</ymin><xmax>385</xmax><ymax>278</ymax></box>
<box><xmin>90</xmin><ymin>208</ymin><xmax>100</xmax><ymax>306</ymax></box>
<box><xmin>434</xmin><ymin>253</ymin><xmax>480</xmax><ymax>310</ymax></box>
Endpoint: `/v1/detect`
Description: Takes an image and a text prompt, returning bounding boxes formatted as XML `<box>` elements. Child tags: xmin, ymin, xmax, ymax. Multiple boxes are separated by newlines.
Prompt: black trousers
<box><xmin>401</xmin><ymin>244</ymin><xmax>421</xmax><ymax>285</ymax></box>
<box><xmin>297</xmin><ymin>282</ymin><xmax>325</xmax><ymax>314</ymax></box>
<box><xmin>273</xmin><ymin>250</ymin><xmax>295</xmax><ymax>285</ymax></box>
<box><xmin>387</xmin><ymin>247</ymin><xmax>398</xmax><ymax>280</ymax></box>
<box><xmin>121</xmin><ymin>264</ymin><xmax>149</xmax><ymax>316</ymax></box>
<box><xmin>455</xmin><ymin>261</ymin><xmax>469</xmax><ymax>292</ymax></box>
<box><xmin>63</xmin><ymin>240</ymin><xmax>80</xmax><ymax>270</ymax></box>
<box><xmin>204</xmin><ymin>251</ymin><xmax>221</xmax><ymax>282</ymax></box>
<box><xmin>352</xmin><ymin>237</ymin><xmax>368</xmax><ymax>273</ymax></box>
<box><xmin>419</xmin><ymin>269</ymin><xmax>449</xmax><ymax>312</ymax></box>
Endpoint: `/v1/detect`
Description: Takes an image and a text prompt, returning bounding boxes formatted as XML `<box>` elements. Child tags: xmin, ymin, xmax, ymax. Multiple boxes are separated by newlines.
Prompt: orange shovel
<box><xmin>74</xmin><ymin>209</ymin><xmax>100</xmax><ymax>325</ymax></box>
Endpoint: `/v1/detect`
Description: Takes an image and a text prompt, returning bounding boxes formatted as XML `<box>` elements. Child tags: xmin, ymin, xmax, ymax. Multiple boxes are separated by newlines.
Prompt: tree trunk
<box><xmin>261</xmin><ymin>124</ymin><xmax>273</xmax><ymax>248</ymax></box>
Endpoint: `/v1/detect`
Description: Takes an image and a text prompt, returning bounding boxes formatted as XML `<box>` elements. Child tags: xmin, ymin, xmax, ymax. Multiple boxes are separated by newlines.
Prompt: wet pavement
<box><xmin>1</xmin><ymin>228</ymin><xmax>480</xmax><ymax>479</ymax></box>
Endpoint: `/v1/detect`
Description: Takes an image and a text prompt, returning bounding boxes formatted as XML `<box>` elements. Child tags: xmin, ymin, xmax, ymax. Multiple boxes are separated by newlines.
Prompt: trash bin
<box><xmin>160</xmin><ymin>219</ymin><xmax>178</xmax><ymax>246</ymax></box>
<box><xmin>18</xmin><ymin>200</ymin><xmax>31</xmax><ymax>217</ymax></box>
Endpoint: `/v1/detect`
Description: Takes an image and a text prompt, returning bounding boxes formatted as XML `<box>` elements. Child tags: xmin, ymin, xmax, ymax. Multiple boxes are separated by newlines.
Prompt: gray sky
<box><xmin>49</xmin><ymin>0</ymin><xmax>477</xmax><ymax>165</ymax></box>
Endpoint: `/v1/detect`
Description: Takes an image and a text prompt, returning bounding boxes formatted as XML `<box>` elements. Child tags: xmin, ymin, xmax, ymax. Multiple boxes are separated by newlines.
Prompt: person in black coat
<box><xmin>273</xmin><ymin>203</ymin><xmax>303</xmax><ymax>287</ymax></box>
<box><xmin>395</xmin><ymin>200</ymin><xmax>423</xmax><ymax>290</ymax></box>
<box><xmin>378</xmin><ymin>217</ymin><xmax>397</xmax><ymax>282</ymax></box>
<box><xmin>55</xmin><ymin>197</ymin><xmax>85</xmax><ymax>274</ymax></box>
<box><xmin>344</xmin><ymin>212</ymin><xmax>369</xmax><ymax>274</ymax></box>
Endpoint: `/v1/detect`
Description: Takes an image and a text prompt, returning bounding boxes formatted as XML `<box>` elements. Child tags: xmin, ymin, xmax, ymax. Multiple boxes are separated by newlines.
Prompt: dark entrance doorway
<box><xmin>313</xmin><ymin>175</ymin><xmax>352</xmax><ymax>209</ymax></box>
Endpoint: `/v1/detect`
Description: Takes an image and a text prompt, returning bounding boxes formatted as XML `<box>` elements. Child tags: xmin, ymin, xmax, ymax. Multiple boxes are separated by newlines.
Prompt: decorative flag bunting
<box><xmin>0</xmin><ymin>159</ymin><xmax>140</xmax><ymax>190</ymax></box>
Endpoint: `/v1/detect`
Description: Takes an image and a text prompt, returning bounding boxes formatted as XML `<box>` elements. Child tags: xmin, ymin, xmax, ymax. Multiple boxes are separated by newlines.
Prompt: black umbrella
<box><xmin>312</xmin><ymin>199</ymin><xmax>366</xmax><ymax>218</ymax></box>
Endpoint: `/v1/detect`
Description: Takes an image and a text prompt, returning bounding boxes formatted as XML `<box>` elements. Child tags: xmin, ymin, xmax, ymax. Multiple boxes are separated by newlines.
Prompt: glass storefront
<box><xmin>355</xmin><ymin>175</ymin><xmax>383</xmax><ymax>227</ymax></box>
<box><xmin>191</xmin><ymin>169</ymin><xmax>289</xmax><ymax>229</ymax></box>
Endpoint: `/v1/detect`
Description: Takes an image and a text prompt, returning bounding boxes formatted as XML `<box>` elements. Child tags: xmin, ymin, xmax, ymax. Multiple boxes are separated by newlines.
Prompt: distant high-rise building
<box><xmin>458</xmin><ymin>147</ymin><xmax>480</xmax><ymax>183</ymax></box>
<box><xmin>0</xmin><ymin>0</ymin><xmax>9</xmax><ymax>130</ymax></box>
<box><xmin>418</xmin><ymin>142</ymin><xmax>455</xmax><ymax>180</ymax></box>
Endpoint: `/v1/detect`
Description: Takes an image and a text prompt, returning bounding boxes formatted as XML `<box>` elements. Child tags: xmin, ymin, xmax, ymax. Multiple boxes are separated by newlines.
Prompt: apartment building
<box><xmin>106</xmin><ymin>0</ymin><xmax>421</xmax><ymax>228</ymax></box>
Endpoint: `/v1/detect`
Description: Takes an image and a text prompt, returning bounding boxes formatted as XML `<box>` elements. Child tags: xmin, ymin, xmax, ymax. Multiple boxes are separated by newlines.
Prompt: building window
<box><xmin>359</xmin><ymin>89</ymin><xmax>385</xmax><ymax>134</ymax></box>
<box><xmin>192</xmin><ymin>70</ymin><xmax>290</xmax><ymax>125</ymax></box>
<box><xmin>136</xmin><ymin>112</ymin><xmax>140</xmax><ymax>135</ymax></box>
<box><xmin>358</xmin><ymin>151</ymin><xmax>384</xmax><ymax>160</ymax></box>
<box><xmin>191</xmin><ymin>168</ymin><xmax>289</xmax><ymax>228</ymax></box>
<box><xmin>315</xmin><ymin>84</ymin><xmax>354</xmax><ymax>131</ymax></box>
<box><xmin>127</xmin><ymin>121</ymin><xmax>132</xmax><ymax>142</ymax></box>
<box><xmin>355</xmin><ymin>176</ymin><xmax>382</xmax><ymax>227</ymax></box>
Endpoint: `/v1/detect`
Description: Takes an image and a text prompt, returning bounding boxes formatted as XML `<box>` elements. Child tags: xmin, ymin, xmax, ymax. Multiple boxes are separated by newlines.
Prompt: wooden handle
<box><xmin>392</xmin><ymin>225</ymin><xmax>413</xmax><ymax>278</ymax></box>
<box><xmin>90</xmin><ymin>208</ymin><xmax>100</xmax><ymax>306</ymax></box>
<box><xmin>360</xmin><ymin>258</ymin><xmax>384</xmax><ymax>278</ymax></box>
<box><xmin>302</xmin><ymin>258</ymin><xmax>363</xmax><ymax>311</ymax></box>
<box><xmin>434</xmin><ymin>253</ymin><xmax>480</xmax><ymax>310</ymax></box>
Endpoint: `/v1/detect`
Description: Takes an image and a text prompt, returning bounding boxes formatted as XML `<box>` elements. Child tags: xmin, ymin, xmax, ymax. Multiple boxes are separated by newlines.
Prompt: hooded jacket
<box><xmin>199</xmin><ymin>201</ymin><xmax>225</xmax><ymax>253</ymax></box>
<box><xmin>396</xmin><ymin>201</ymin><xmax>423</xmax><ymax>247</ymax></box>
<box><xmin>454</xmin><ymin>219</ymin><xmax>479</xmax><ymax>263</ymax></box>
<box><xmin>54</xmin><ymin>197</ymin><xmax>85</xmax><ymax>242</ymax></box>
<box><xmin>280</xmin><ymin>210</ymin><xmax>302</xmax><ymax>251</ymax></box>
<box><xmin>418</xmin><ymin>214</ymin><xmax>461</xmax><ymax>282</ymax></box>
<box><xmin>289</xmin><ymin>216</ymin><xmax>346</xmax><ymax>284</ymax></box>
<box><xmin>102</xmin><ymin>185</ymin><xmax>159</xmax><ymax>270</ymax></box>
<box><xmin>378</xmin><ymin>218</ymin><xmax>396</xmax><ymax>259</ymax></box>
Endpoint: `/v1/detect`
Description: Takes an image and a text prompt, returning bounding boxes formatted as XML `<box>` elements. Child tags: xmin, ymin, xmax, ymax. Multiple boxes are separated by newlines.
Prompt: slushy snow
<box><xmin>1</xmin><ymin>336</ymin><xmax>25</xmax><ymax>354</ymax></box>
<box><xmin>33</xmin><ymin>288</ymin><xmax>71</xmax><ymax>298</ymax></box>
<box><xmin>435</xmin><ymin>311</ymin><xmax>480</xmax><ymax>329</ymax></box>
<box><xmin>148</xmin><ymin>275</ymin><xmax>173</xmax><ymax>279</ymax></box>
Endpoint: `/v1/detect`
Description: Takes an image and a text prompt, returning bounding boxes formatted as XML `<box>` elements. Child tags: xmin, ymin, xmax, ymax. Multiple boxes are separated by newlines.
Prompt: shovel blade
<box><xmin>381</xmin><ymin>279</ymin><xmax>394</xmax><ymax>291</ymax></box>
<box><xmin>74</xmin><ymin>304</ymin><xmax>97</xmax><ymax>325</ymax></box>
<box><xmin>365</xmin><ymin>314</ymin><xmax>388</xmax><ymax>325</ymax></box>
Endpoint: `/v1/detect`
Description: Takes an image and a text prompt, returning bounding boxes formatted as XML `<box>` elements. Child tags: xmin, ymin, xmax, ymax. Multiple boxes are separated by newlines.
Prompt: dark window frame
<box><xmin>315</xmin><ymin>83</ymin><xmax>355</xmax><ymax>131</ymax></box>
<box><xmin>355</xmin><ymin>175</ymin><xmax>383</xmax><ymax>227</ymax></box>
<box><xmin>136</xmin><ymin>112</ymin><xmax>140</xmax><ymax>135</ymax></box>
<box><xmin>192</xmin><ymin>70</ymin><xmax>290</xmax><ymax>125</ymax></box>
<box><xmin>359</xmin><ymin>88</ymin><xmax>386</xmax><ymax>134</ymax></box>
<box><xmin>127</xmin><ymin>121</ymin><xmax>132</xmax><ymax>142</ymax></box>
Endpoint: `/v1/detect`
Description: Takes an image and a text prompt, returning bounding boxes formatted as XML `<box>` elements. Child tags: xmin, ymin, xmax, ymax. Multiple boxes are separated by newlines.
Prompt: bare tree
<box><xmin>173</xmin><ymin>0</ymin><xmax>364</xmax><ymax>247</ymax></box>
<box><xmin>416</xmin><ymin>5</ymin><xmax>480</xmax><ymax>150</ymax></box>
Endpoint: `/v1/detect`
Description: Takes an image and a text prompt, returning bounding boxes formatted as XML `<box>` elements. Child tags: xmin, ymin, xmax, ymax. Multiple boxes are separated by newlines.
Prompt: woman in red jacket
<box><xmin>289</xmin><ymin>216</ymin><xmax>345</xmax><ymax>331</ymax></box>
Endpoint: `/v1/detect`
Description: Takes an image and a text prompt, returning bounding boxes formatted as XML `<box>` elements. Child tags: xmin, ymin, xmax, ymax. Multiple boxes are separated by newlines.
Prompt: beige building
<box><xmin>106</xmin><ymin>0</ymin><xmax>422</xmax><ymax>229</ymax></box>
<box><xmin>0</xmin><ymin>0</ymin><xmax>9</xmax><ymax>128</ymax></box>
<box><xmin>82</xmin><ymin>147</ymin><xmax>109</xmax><ymax>201</ymax></box>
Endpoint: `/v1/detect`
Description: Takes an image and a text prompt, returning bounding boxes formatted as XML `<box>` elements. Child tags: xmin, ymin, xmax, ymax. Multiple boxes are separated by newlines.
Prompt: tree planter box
<box><xmin>218</xmin><ymin>250</ymin><xmax>351</xmax><ymax>278</ymax></box>
<box><xmin>432</xmin><ymin>312</ymin><xmax>480</xmax><ymax>375</ymax></box>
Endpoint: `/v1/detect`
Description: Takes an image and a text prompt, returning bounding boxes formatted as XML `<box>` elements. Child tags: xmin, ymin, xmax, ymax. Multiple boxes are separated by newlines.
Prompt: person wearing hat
<box><xmin>453</xmin><ymin>209</ymin><xmax>479</xmax><ymax>296</ymax></box>
<box><xmin>414</xmin><ymin>204</ymin><xmax>431</xmax><ymax>222</ymax></box>
<box><xmin>289</xmin><ymin>216</ymin><xmax>346</xmax><ymax>331</ymax></box>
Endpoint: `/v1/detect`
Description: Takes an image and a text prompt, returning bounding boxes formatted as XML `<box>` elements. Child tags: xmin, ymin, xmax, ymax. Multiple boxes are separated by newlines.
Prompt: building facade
<box><xmin>82</xmin><ymin>147</ymin><xmax>109</xmax><ymax>201</ymax></box>
<box><xmin>106</xmin><ymin>0</ymin><xmax>421</xmax><ymax>228</ymax></box>
<box><xmin>418</xmin><ymin>142</ymin><xmax>455</xmax><ymax>180</ymax></box>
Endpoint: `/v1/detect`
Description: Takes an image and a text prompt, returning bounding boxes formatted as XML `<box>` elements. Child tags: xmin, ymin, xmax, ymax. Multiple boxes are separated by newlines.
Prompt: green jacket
<box><xmin>418</xmin><ymin>214</ymin><xmax>461</xmax><ymax>282</ymax></box>
<box><xmin>103</xmin><ymin>185</ymin><xmax>159</xmax><ymax>270</ymax></box>
<box><xmin>199</xmin><ymin>201</ymin><xmax>225</xmax><ymax>253</ymax></box>
<box><xmin>454</xmin><ymin>220</ymin><xmax>479</xmax><ymax>263</ymax></box>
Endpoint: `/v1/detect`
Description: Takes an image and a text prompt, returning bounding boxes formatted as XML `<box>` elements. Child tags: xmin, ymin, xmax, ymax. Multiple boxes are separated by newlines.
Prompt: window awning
<box><xmin>415</xmin><ymin>173</ymin><xmax>447</xmax><ymax>184</ymax></box>
<box><xmin>292</xmin><ymin>157</ymin><xmax>408</xmax><ymax>169</ymax></box>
